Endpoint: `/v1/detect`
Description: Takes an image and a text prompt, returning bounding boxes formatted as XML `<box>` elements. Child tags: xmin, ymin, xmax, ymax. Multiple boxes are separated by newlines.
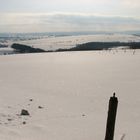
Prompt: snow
<box><xmin>0</xmin><ymin>48</ymin><xmax>14</xmax><ymax>55</ymax></box>
<box><xmin>9</xmin><ymin>34</ymin><xmax>140</xmax><ymax>51</ymax></box>
<box><xmin>0</xmin><ymin>49</ymin><xmax>140</xmax><ymax>140</ymax></box>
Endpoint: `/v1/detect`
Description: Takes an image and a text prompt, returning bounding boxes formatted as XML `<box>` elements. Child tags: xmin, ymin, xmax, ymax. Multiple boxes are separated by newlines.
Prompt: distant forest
<box><xmin>56</xmin><ymin>42</ymin><xmax>140</xmax><ymax>52</ymax></box>
<box><xmin>11</xmin><ymin>43</ymin><xmax>46</xmax><ymax>53</ymax></box>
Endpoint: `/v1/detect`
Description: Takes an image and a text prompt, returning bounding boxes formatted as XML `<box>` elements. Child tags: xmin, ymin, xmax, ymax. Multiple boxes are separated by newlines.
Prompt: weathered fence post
<box><xmin>105</xmin><ymin>93</ymin><xmax>118</xmax><ymax>140</ymax></box>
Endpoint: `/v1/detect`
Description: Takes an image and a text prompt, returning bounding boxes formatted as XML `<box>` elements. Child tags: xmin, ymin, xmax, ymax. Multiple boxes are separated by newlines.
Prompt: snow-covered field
<box><xmin>8</xmin><ymin>34</ymin><xmax>140</xmax><ymax>51</ymax></box>
<box><xmin>0</xmin><ymin>49</ymin><xmax>140</xmax><ymax>140</ymax></box>
<box><xmin>0</xmin><ymin>48</ymin><xmax>14</xmax><ymax>55</ymax></box>
<box><xmin>0</xmin><ymin>34</ymin><xmax>140</xmax><ymax>55</ymax></box>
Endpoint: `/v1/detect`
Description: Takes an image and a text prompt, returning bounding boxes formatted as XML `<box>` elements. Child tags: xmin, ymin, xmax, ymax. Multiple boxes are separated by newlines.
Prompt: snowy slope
<box><xmin>9</xmin><ymin>34</ymin><xmax>140</xmax><ymax>51</ymax></box>
<box><xmin>0</xmin><ymin>50</ymin><xmax>140</xmax><ymax>140</ymax></box>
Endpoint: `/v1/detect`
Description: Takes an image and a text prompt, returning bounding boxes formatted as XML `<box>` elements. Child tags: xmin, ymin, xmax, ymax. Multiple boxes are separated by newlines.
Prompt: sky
<box><xmin>0</xmin><ymin>0</ymin><xmax>140</xmax><ymax>33</ymax></box>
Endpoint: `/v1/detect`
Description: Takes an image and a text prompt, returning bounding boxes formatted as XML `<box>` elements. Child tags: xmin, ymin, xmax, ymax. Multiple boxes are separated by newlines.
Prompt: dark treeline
<box><xmin>129</xmin><ymin>42</ymin><xmax>140</xmax><ymax>49</ymax></box>
<box><xmin>11</xmin><ymin>43</ymin><xmax>46</xmax><ymax>53</ymax></box>
<box><xmin>55</xmin><ymin>42</ymin><xmax>140</xmax><ymax>52</ymax></box>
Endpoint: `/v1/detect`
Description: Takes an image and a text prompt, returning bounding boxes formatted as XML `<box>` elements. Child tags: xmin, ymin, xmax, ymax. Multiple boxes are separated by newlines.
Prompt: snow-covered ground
<box><xmin>0</xmin><ymin>48</ymin><xmax>14</xmax><ymax>55</ymax></box>
<box><xmin>8</xmin><ymin>34</ymin><xmax>140</xmax><ymax>51</ymax></box>
<box><xmin>0</xmin><ymin>34</ymin><xmax>140</xmax><ymax>55</ymax></box>
<box><xmin>0</xmin><ymin>49</ymin><xmax>139</xmax><ymax>140</ymax></box>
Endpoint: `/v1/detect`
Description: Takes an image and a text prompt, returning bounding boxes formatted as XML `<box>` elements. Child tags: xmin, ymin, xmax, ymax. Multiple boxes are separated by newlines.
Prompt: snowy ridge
<box><xmin>5</xmin><ymin>34</ymin><xmax>140</xmax><ymax>51</ymax></box>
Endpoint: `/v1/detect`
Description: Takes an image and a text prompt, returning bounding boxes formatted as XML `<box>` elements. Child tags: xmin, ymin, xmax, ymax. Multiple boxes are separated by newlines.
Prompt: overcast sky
<box><xmin>0</xmin><ymin>0</ymin><xmax>140</xmax><ymax>32</ymax></box>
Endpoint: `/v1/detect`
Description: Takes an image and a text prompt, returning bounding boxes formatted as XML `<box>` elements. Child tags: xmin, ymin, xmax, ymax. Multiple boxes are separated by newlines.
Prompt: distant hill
<box><xmin>11</xmin><ymin>43</ymin><xmax>46</xmax><ymax>53</ymax></box>
<box><xmin>11</xmin><ymin>42</ymin><xmax>140</xmax><ymax>54</ymax></box>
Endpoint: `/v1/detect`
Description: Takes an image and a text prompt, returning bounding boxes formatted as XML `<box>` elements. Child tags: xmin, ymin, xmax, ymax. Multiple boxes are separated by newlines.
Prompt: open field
<box><xmin>0</xmin><ymin>50</ymin><xmax>139</xmax><ymax>140</ymax></box>
<box><xmin>6</xmin><ymin>34</ymin><xmax>140</xmax><ymax>51</ymax></box>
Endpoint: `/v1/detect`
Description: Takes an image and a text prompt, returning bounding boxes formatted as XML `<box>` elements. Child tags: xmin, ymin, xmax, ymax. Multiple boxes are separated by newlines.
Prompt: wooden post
<box><xmin>105</xmin><ymin>93</ymin><xmax>118</xmax><ymax>140</ymax></box>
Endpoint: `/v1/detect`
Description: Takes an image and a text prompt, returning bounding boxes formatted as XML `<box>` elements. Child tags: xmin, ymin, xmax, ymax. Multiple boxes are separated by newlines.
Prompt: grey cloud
<box><xmin>0</xmin><ymin>13</ymin><xmax>140</xmax><ymax>32</ymax></box>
